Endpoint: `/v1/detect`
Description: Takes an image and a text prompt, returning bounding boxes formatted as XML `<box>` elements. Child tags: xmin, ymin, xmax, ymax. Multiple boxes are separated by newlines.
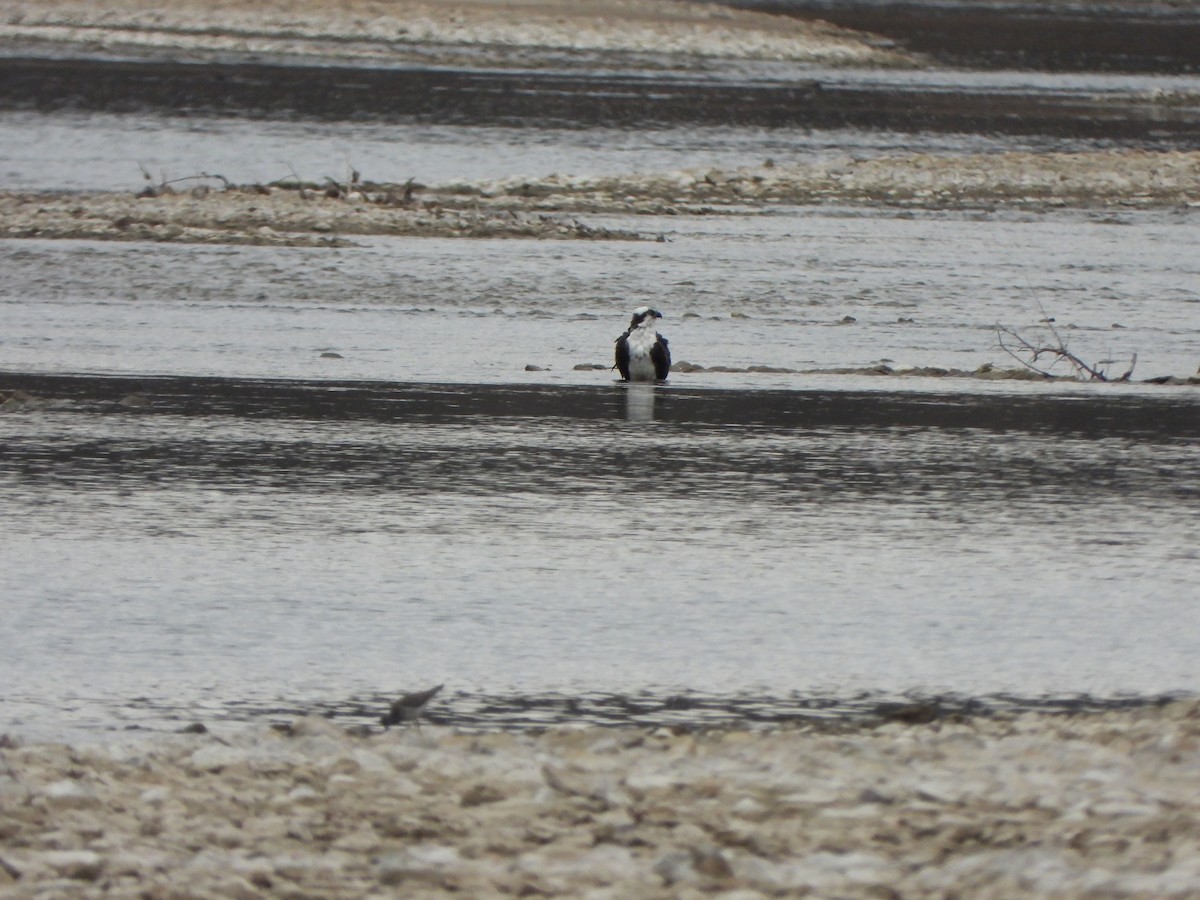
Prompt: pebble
<box><xmin>38</xmin><ymin>779</ymin><xmax>99</xmax><ymax>809</ymax></box>
<box><xmin>39</xmin><ymin>849</ymin><xmax>103</xmax><ymax>881</ymax></box>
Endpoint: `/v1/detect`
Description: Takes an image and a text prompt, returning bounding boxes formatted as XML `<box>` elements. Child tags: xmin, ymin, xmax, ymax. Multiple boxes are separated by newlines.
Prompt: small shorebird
<box><xmin>615</xmin><ymin>306</ymin><xmax>671</xmax><ymax>382</ymax></box>
<box><xmin>380</xmin><ymin>684</ymin><xmax>444</xmax><ymax>729</ymax></box>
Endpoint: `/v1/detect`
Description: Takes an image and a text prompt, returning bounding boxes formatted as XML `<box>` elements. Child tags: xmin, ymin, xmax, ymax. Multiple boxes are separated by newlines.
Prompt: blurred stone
<box><xmin>41</xmin><ymin>850</ymin><xmax>103</xmax><ymax>881</ymax></box>
<box><xmin>40</xmin><ymin>780</ymin><xmax>99</xmax><ymax>809</ymax></box>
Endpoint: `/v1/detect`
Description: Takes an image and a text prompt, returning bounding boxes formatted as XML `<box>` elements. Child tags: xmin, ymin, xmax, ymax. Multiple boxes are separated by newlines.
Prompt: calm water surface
<box><xmin>3</xmin><ymin>206</ymin><xmax>1199</xmax><ymax>383</ymax></box>
<box><xmin>2</xmin><ymin>375</ymin><xmax>1198</xmax><ymax>741</ymax></box>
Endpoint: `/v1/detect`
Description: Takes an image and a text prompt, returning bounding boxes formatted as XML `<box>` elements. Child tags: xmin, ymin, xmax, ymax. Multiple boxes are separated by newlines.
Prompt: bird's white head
<box><xmin>630</xmin><ymin>306</ymin><xmax>663</xmax><ymax>329</ymax></box>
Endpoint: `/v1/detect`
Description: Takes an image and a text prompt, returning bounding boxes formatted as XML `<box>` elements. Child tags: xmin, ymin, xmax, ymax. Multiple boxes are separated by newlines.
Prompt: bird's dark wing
<box><xmin>381</xmin><ymin>683</ymin><xmax>444</xmax><ymax>727</ymax></box>
<box><xmin>614</xmin><ymin>334</ymin><xmax>631</xmax><ymax>380</ymax></box>
<box><xmin>651</xmin><ymin>335</ymin><xmax>671</xmax><ymax>380</ymax></box>
<box><xmin>404</xmin><ymin>683</ymin><xmax>443</xmax><ymax>706</ymax></box>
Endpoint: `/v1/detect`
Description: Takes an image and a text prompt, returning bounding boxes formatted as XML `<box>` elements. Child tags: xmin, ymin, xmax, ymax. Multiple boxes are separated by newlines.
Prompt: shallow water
<box><xmin>2</xmin><ymin>375</ymin><xmax>1198</xmax><ymax>741</ymax></box>
<box><xmin>3</xmin><ymin>204</ymin><xmax>1200</xmax><ymax>384</ymax></box>
<box><xmin>0</xmin><ymin>109</ymin><xmax>1156</xmax><ymax>194</ymax></box>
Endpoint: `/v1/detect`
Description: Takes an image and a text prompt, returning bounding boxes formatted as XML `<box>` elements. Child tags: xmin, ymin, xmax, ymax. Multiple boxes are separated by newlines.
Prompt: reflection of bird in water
<box><xmin>380</xmin><ymin>684</ymin><xmax>444</xmax><ymax>729</ymax></box>
<box><xmin>624</xmin><ymin>383</ymin><xmax>656</xmax><ymax>422</ymax></box>
<box><xmin>615</xmin><ymin>306</ymin><xmax>670</xmax><ymax>382</ymax></box>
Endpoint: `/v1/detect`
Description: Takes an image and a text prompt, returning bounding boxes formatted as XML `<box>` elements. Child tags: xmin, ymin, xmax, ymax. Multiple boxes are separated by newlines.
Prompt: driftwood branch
<box><xmin>135</xmin><ymin>163</ymin><xmax>233</xmax><ymax>197</ymax></box>
<box><xmin>161</xmin><ymin>172</ymin><xmax>232</xmax><ymax>190</ymax></box>
<box><xmin>995</xmin><ymin>315</ymin><xmax>1137</xmax><ymax>382</ymax></box>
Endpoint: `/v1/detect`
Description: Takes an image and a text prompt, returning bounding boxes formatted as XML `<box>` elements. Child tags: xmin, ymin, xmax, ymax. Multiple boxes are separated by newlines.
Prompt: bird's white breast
<box><xmin>625</xmin><ymin>325</ymin><xmax>660</xmax><ymax>379</ymax></box>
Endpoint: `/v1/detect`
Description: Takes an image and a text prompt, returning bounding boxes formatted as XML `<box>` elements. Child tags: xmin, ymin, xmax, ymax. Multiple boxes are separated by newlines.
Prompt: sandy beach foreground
<box><xmin>3</xmin><ymin>701</ymin><xmax>1200</xmax><ymax>897</ymax></box>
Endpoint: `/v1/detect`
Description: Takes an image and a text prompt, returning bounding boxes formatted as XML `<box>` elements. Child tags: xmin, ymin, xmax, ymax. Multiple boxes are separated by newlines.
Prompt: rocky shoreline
<box><xmin>3</xmin><ymin>700</ymin><xmax>1200</xmax><ymax>897</ymax></box>
<box><xmin>4</xmin><ymin>148</ymin><xmax>1199</xmax><ymax>246</ymax></box>
<box><xmin>445</xmin><ymin>149</ymin><xmax>1200</xmax><ymax>213</ymax></box>
<box><xmin>0</xmin><ymin>182</ymin><xmax>645</xmax><ymax>246</ymax></box>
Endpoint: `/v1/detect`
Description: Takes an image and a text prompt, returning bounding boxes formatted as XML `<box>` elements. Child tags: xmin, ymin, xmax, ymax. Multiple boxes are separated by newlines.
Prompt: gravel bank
<box><xmin>0</xmin><ymin>182</ymin><xmax>645</xmax><ymax>245</ymax></box>
<box><xmin>442</xmin><ymin>149</ymin><xmax>1200</xmax><ymax>212</ymax></box>
<box><xmin>3</xmin><ymin>701</ymin><xmax>1200</xmax><ymax>897</ymax></box>
<box><xmin>0</xmin><ymin>0</ymin><xmax>913</xmax><ymax>69</ymax></box>
<box><xmin>3</xmin><ymin>149</ymin><xmax>1198</xmax><ymax>245</ymax></box>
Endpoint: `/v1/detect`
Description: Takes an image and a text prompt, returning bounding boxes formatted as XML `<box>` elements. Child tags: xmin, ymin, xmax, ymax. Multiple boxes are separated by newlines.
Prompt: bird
<box><xmin>614</xmin><ymin>306</ymin><xmax>670</xmax><ymax>382</ymax></box>
<box><xmin>380</xmin><ymin>684</ymin><xmax>444</xmax><ymax>729</ymax></box>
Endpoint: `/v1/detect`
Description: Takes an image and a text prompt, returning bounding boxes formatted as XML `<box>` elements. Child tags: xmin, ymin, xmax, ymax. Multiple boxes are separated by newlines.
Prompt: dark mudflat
<box><xmin>734</xmin><ymin>0</ymin><xmax>1200</xmax><ymax>73</ymax></box>
<box><xmin>3</xmin><ymin>55</ymin><xmax>1200</xmax><ymax>141</ymax></box>
<box><xmin>4</xmin><ymin>371</ymin><xmax>1198</xmax><ymax>438</ymax></box>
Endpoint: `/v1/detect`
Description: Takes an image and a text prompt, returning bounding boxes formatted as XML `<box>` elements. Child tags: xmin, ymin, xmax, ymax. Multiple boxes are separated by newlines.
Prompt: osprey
<box><xmin>615</xmin><ymin>306</ymin><xmax>671</xmax><ymax>382</ymax></box>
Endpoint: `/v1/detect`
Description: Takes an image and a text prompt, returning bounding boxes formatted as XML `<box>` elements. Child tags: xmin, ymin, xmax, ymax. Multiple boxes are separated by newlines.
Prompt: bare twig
<box><xmin>995</xmin><ymin>324</ymin><xmax>1056</xmax><ymax>378</ymax></box>
<box><xmin>1117</xmin><ymin>352</ymin><xmax>1138</xmax><ymax>382</ymax></box>
<box><xmin>994</xmin><ymin>314</ymin><xmax>1137</xmax><ymax>383</ymax></box>
<box><xmin>266</xmin><ymin>164</ymin><xmax>305</xmax><ymax>188</ymax></box>
<box><xmin>159</xmin><ymin>172</ymin><xmax>232</xmax><ymax>190</ymax></box>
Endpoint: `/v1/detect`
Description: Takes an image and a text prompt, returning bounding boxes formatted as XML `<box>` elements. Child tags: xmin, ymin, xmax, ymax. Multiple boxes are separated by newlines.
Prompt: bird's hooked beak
<box><xmin>631</xmin><ymin>308</ymin><xmax>663</xmax><ymax>326</ymax></box>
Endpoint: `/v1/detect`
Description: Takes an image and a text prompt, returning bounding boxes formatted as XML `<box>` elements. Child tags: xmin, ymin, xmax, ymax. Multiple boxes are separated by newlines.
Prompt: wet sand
<box><xmin>4</xmin><ymin>701</ymin><xmax>1200</xmax><ymax>897</ymax></box>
